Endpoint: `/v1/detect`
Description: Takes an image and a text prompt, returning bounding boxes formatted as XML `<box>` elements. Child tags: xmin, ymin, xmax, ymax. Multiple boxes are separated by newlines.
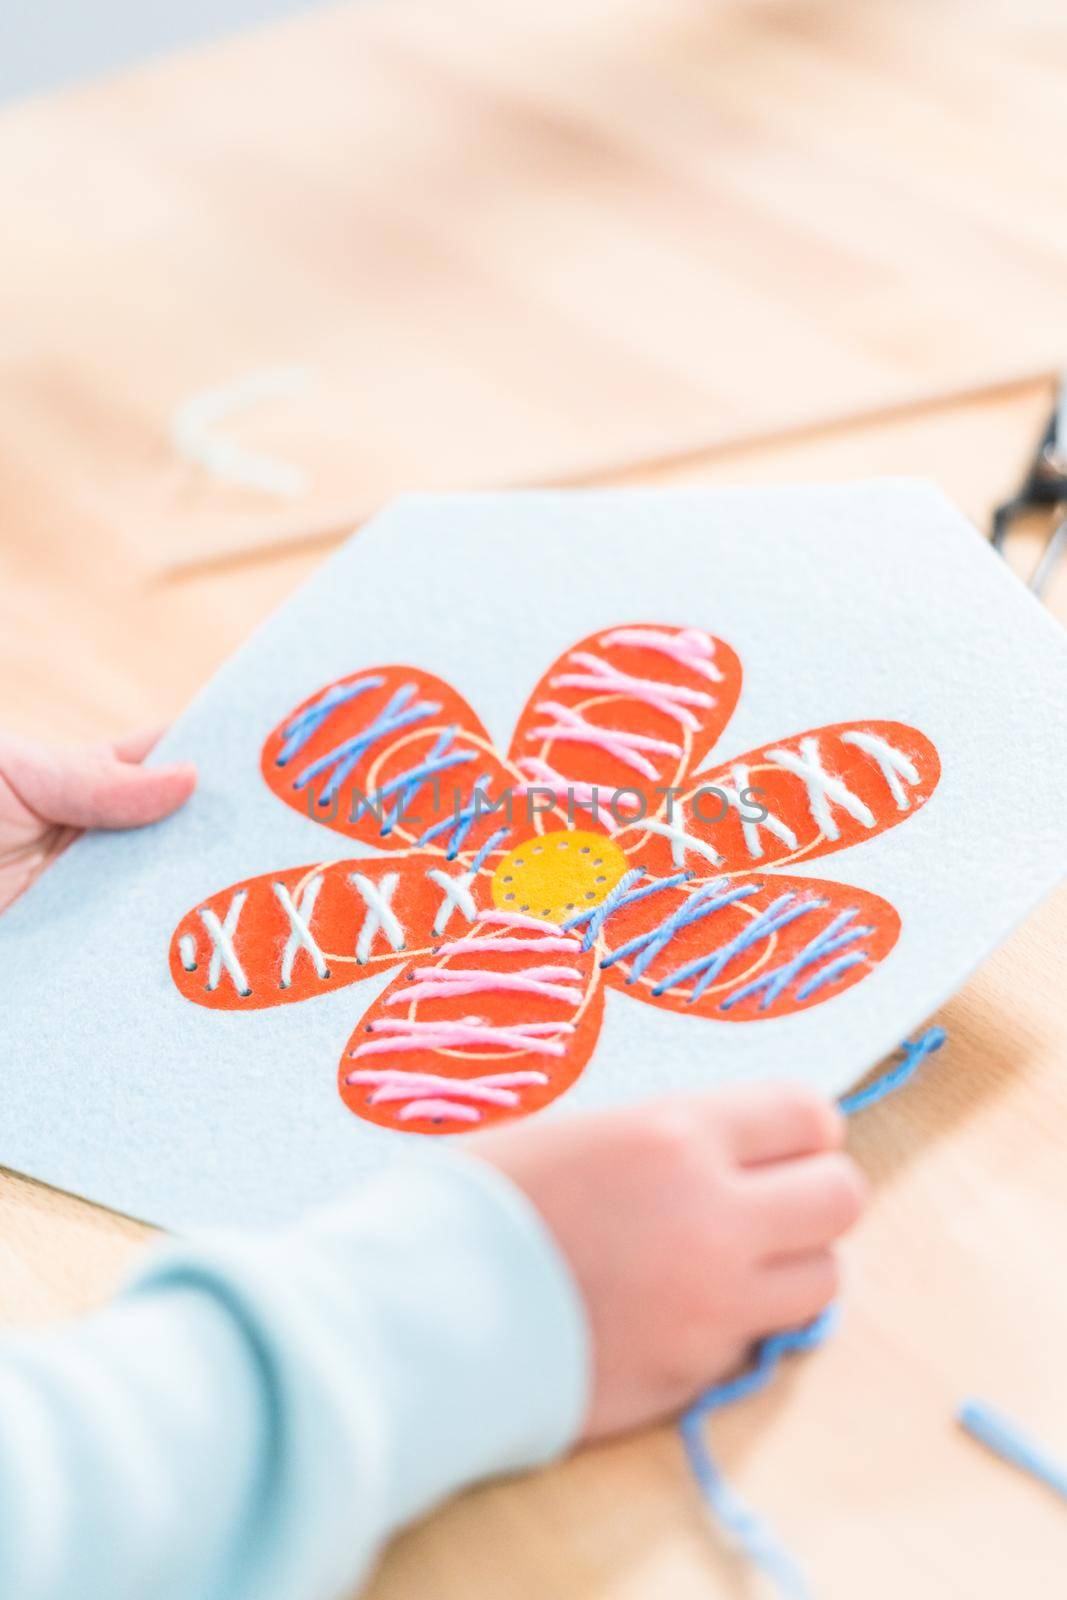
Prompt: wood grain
<box><xmin>2</xmin><ymin>0</ymin><xmax>1067</xmax><ymax>565</ymax></box>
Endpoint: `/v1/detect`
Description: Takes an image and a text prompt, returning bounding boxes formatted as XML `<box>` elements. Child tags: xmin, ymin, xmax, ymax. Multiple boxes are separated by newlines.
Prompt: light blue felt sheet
<box><xmin>2</xmin><ymin>482</ymin><xmax>1066</xmax><ymax>1228</ymax></box>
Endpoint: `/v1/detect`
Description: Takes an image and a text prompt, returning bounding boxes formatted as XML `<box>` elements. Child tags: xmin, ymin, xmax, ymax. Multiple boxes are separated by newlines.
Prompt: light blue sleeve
<box><xmin>0</xmin><ymin>1154</ymin><xmax>590</xmax><ymax>1600</ymax></box>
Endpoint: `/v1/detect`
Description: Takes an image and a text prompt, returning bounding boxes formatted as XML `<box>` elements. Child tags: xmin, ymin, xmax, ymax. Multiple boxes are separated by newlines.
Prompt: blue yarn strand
<box><xmin>680</xmin><ymin>1311</ymin><xmax>838</xmax><ymax>1600</ymax></box>
<box><xmin>838</xmin><ymin>1026</ymin><xmax>946</xmax><ymax>1115</ymax></box>
<box><xmin>682</xmin><ymin>1027</ymin><xmax>947</xmax><ymax>1596</ymax></box>
<box><xmin>958</xmin><ymin>1400</ymin><xmax>1067</xmax><ymax>1502</ymax></box>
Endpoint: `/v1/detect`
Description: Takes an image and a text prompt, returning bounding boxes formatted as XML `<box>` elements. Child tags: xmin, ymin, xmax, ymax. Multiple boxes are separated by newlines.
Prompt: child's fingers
<box><xmin>713</xmin><ymin>1084</ymin><xmax>844</xmax><ymax>1168</ymax></box>
<box><xmin>746</xmin><ymin>1152</ymin><xmax>867</xmax><ymax>1259</ymax></box>
<box><xmin>109</xmin><ymin>724</ymin><xmax>168</xmax><ymax>764</ymax></box>
<box><xmin>750</xmin><ymin>1250</ymin><xmax>841</xmax><ymax>1334</ymax></box>
<box><xmin>0</xmin><ymin>738</ymin><xmax>196</xmax><ymax>831</ymax></box>
<box><xmin>56</xmin><ymin>755</ymin><xmax>197</xmax><ymax>829</ymax></box>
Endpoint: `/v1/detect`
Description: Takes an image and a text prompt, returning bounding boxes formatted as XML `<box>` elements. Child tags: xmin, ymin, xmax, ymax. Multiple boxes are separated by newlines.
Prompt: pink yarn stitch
<box><xmin>528</xmin><ymin>701</ymin><xmax>682</xmax><ymax>781</ymax></box>
<box><xmin>551</xmin><ymin>651</ymin><xmax>715</xmax><ymax>730</ymax></box>
<box><xmin>398</xmin><ymin>1098</ymin><xmax>481</xmax><ymax>1123</ymax></box>
<box><xmin>599</xmin><ymin>626</ymin><xmax>722</xmax><ymax>684</ymax></box>
<box><xmin>349</xmin><ymin>1017</ymin><xmax>575</xmax><ymax>1058</ymax></box>
<box><xmin>442</xmin><ymin>933</ymin><xmax>581</xmax><ymax>955</ymax></box>
<box><xmin>515</xmin><ymin>757</ymin><xmax>643</xmax><ymax>828</ymax></box>
<box><xmin>386</xmin><ymin>963</ymin><xmax>583</xmax><ymax>1006</ymax></box>
<box><xmin>348</xmin><ymin>1068</ymin><xmax>549</xmax><ymax>1107</ymax></box>
<box><xmin>475</xmin><ymin>908</ymin><xmax>578</xmax><ymax>933</ymax></box>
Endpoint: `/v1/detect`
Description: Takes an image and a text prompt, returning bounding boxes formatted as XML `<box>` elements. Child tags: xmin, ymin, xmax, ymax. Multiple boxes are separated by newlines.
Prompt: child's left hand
<box><xmin>0</xmin><ymin>727</ymin><xmax>196</xmax><ymax>913</ymax></box>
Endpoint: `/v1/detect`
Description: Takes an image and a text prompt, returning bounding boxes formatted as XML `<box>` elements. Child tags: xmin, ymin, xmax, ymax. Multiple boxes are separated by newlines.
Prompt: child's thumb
<box><xmin>61</xmin><ymin>754</ymin><xmax>198</xmax><ymax>829</ymax></box>
<box><xmin>0</xmin><ymin>734</ymin><xmax>197</xmax><ymax>831</ymax></box>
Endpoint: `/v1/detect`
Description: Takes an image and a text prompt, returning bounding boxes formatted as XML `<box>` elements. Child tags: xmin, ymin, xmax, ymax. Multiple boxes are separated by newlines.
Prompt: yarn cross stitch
<box><xmin>169</xmin><ymin>625</ymin><xmax>940</xmax><ymax>1133</ymax></box>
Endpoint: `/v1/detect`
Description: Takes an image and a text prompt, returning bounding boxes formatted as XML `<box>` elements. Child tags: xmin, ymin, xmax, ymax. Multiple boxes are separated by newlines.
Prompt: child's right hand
<box><xmin>469</xmin><ymin>1085</ymin><xmax>864</xmax><ymax>1440</ymax></box>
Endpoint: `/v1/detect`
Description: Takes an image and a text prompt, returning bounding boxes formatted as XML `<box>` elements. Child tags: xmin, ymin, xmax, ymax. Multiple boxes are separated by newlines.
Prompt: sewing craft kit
<box><xmin>2</xmin><ymin>481</ymin><xmax>1066</xmax><ymax>1229</ymax></box>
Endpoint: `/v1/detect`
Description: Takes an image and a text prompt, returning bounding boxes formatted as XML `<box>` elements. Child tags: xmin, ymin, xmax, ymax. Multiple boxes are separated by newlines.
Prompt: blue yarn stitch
<box><xmin>795</xmin><ymin>951</ymin><xmax>869</xmax><ymax>1002</ymax></box>
<box><xmin>563</xmin><ymin>868</ymin><xmax>669</xmax><ymax>951</ymax></box>
<box><xmin>275</xmin><ymin>675</ymin><xmax>385</xmax><ymax>766</ymax></box>
<box><xmin>378</xmin><ymin>728</ymin><xmax>452</xmax><ymax>835</ymax></box>
<box><xmin>440</xmin><ymin>772</ymin><xmax>494</xmax><ymax>857</ymax></box>
<box><xmin>654</xmin><ymin>891</ymin><xmax>822</xmax><ymax>1001</ymax></box>
<box><xmin>293</xmin><ymin>685</ymin><xmax>441</xmax><ymax>805</ymax></box>
<box><xmin>601</xmin><ymin>878</ymin><xmax>759</xmax><ymax>983</ymax></box>
<box><xmin>562</xmin><ymin>871</ymin><xmax>873</xmax><ymax>1015</ymax></box>
<box><xmin>958</xmin><ymin>1400</ymin><xmax>1067</xmax><ymax>1502</ymax></box>
<box><xmin>469</xmin><ymin>826</ymin><xmax>510</xmax><ymax>876</ymax></box>
<box><xmin>719</xmin><ymin>909</ymin><xmax>873</xmax><ymax>1013</ymax></box>
<box><xmin>682</xmin><ymin>1026</ymin><xmax>946</xmax><ymax>1597</ymax></box>
<box><xmin>417</xmin><ymin>774</ymin><xmax>501</xmax><ymax>859</ymax></box>
<box><xmin>560</xmin><ymin>869</ymin><xmax>877</xmax><ymax>1014</ymax></box>
<box><xmin>376</xmin><ymin>737</ymin><xmax>477</xmax><ymax>836</ymax></box>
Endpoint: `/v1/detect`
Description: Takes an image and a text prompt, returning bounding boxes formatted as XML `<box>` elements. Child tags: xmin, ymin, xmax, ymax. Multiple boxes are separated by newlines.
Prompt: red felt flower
<box><xmin>170</xmin><ymin>626</ymin><xmax>939</xmax><ymax>1133</ymax></box>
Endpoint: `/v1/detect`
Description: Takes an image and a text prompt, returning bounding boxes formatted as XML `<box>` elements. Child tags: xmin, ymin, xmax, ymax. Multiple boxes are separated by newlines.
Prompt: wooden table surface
<box><xmin>2</xmin><ymin>3</ymin><xmax>1067</xmax><ymax>1597</ymax></box>
<box><xmin>4</xmin><ymin>0</ymin><xmax>1067</xmax><ymax>569</ymax></box>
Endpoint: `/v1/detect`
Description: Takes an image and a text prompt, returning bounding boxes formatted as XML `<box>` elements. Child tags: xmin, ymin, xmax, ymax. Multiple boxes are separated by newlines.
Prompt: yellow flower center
<box><xmin>490</xmin><ymin>829</ymin><xmax>630</xmax><ymax>926</ymax></box>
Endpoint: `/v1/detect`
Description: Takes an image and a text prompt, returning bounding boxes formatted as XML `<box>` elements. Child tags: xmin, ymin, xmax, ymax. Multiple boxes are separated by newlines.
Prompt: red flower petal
<box><xmin>506</xmin><ymin>625</ymin><xmax>741</xmax><ymax>831</ymax></box>
<box><xmin>593</xmin><ymin>871</ymin><xmax>899</xmax><ymax>1021</ymax></box>
<box><xmin>261</xmin><ymin>667</ymin><xmax>515</xmax><ymax>859</ymax></box>
<box><xmin>623</xmin><ymin>720</ymin><xmax>939</xmax><ymax>879</ymax></box>
<box><xmin>338</xmin><ymin>909</ymin><xmax>604</xmax><ymax>1132</ymax></box>
<box><xmin>169</xmin><ymin>853</ymin><xmax>484</xmax><ymax>1010</ymax></box>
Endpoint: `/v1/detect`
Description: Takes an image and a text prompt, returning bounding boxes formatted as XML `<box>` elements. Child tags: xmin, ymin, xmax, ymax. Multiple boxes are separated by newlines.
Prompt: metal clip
<box><xmin>992</xmin><ymin>377</ymin><xmax>1067</xmax><ymax>597</ymax></box>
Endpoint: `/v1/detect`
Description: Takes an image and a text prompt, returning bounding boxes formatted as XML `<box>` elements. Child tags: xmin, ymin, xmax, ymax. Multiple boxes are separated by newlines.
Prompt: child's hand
<box><xmin>0</xmin><ymin>727</ymin><xmax>196</xmax><ymax>913</ymax></box>
<box><xmin>470</xmin><ymin>1086</ymin><xmax>864</xmax><ymax>1439</ymax></box>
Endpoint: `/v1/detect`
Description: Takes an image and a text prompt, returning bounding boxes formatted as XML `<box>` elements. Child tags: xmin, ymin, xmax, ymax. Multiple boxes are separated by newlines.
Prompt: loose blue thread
<box><xmin>838</xmin><ymin>1026</ymin><xmax>946</xmax><ymax>1115</ymax></box>
<box><xmin>680</xmin><ymin>1311</ymin><xmax>838</xmax><ymax>1600</ymax></box>
<box><xmin>958</xmin><ymin>1401</ymin><xmax>1067</xmax><ymax>1502</ymax></box>
<box><xmin>681</xmin><ymin>1026</ymin><xmax>947</xmax><ymax>1596</ymax></box>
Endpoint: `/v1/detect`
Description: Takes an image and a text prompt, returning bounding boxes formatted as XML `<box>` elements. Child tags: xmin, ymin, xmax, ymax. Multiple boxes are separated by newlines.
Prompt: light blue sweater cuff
<box><xmin>0</xmin><ymin>1153</ymin><xmax>590</xmax><ymax>1600</ymax></box>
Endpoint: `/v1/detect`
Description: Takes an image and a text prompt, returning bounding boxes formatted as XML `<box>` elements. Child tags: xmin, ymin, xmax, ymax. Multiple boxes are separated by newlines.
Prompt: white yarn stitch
<box><xmin>718</xmin><ymin>763</ymin><xmax>799</xmax><ymax>859</ymax></box>
<box><xmin>199</xmin><ymin>890</ymin><xmax>251</xmax><ymax>996</ymax></box>
<box><xmin>640</xmin><ymin>811</ymin><xmax>724</xmax><ymax>869</ymax></box>
<box><xmin>765</xmin><ymin>737</ymin><xmax>875</xmax><ymax>841</ymax></box>
<box><xmin>426</xmin><ymin>868</ymin><xmax>479</xmax><ymax>936</ymax></box>
<box><xmin>840</xmin><ymin>729</ymin><xmax>921</xmax><ymax>811</ymax></box>
<box><xmin>350</xmin><ymin>872</ymin><xmax>405</xmax><ymax>964</ymax></box>
<box><xmin>272</xmin><ymin>876</ymin><xmax>329</xmax><ymax>987</ymax></box>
